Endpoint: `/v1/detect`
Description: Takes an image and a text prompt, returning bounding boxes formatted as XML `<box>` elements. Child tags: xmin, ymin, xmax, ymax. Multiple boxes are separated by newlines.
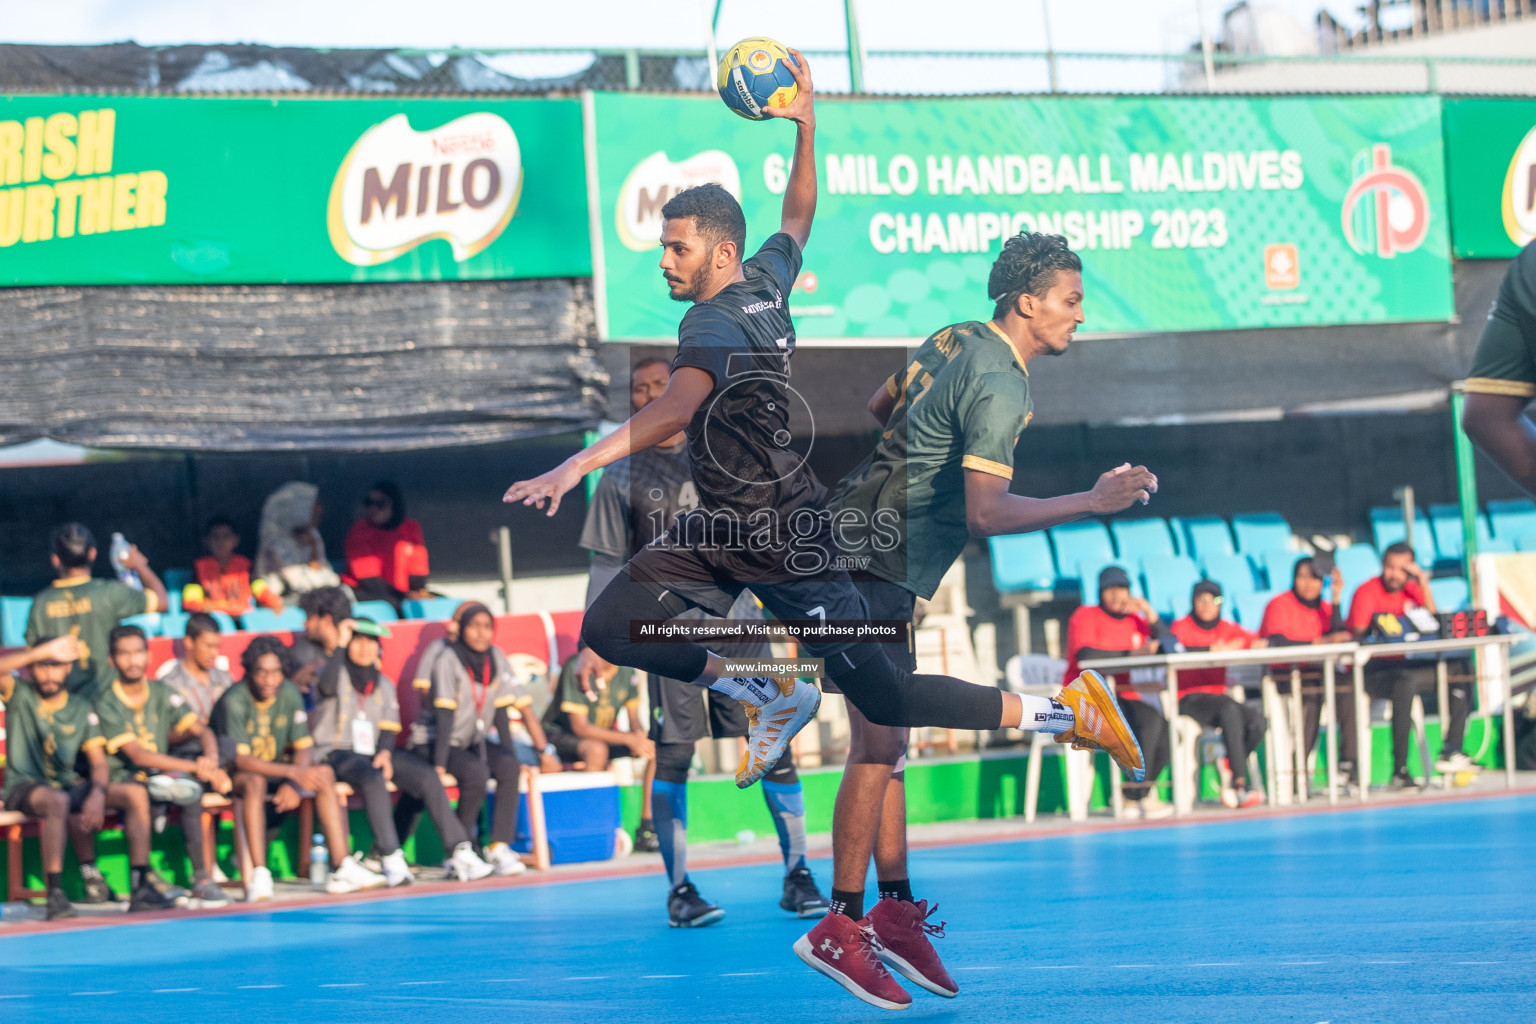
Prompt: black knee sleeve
<box><xmin>763</xmin><ymin>749</ymin><xmax>798</xmax><ymax>785</ymax></box>
<box><xmin>827</xmin><ymin>646</ymin><xmax>1004</xmax><ymax>730</ymax></box>
<box><xmin>654</xmin><ymin>742</ymin><xmax>694</xmax><ymax>785</ymax></box>
<box><xmin>581</xmin><ymin>571</ymin><xmax>709</xmax><ymax>682</ymax></box>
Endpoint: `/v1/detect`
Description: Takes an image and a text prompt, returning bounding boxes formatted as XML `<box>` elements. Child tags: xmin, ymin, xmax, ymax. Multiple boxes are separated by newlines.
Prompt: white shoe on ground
<box><xmin>484</xmin><ymin>842</ymin><xmax>527</xmax><ymax>876</ymax></box>
<box><xmin>245</xmin><ymin>866</ymin><xmax>274</xmax><ymax>902</ymax></box>
<box><xmin>327</xmin><ymin>854</ymin><xmax>387</xmax><ymax>894</ymax></box>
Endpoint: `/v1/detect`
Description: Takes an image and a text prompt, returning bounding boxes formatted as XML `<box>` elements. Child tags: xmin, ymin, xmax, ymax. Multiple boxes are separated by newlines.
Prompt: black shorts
<box><xmin>851</xmin><ymin>576</ymin><xmax>918</xmax><ymax>673</ymax></box>
<box><xmin>262</xmin><ymin>776</ymin><xmax>304</xmax><ymax>830</ymax></box>
<box><xmin>4</xmin><ymin>779</ymin><xmax>92</xmax><ymax>814</ymax></box>
<box><xmin>625</xmin><ymin>535</ymin><xmax>870</xmax><ymax>658</ymax></box>
<box><xmin>649</xmin><ymin>676</ymin><xmax>750</xmax><ymax>744</ymax></box>
<box><xmin>548</xmin><ymin>731</ymin><xmax>631</xmax><ymax>766</ymax></box>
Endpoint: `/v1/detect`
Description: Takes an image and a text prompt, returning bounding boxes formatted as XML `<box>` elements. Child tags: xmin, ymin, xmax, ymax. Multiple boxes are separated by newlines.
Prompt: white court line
<box><xmin>238</xmin><ymin>984</ymin><xmax>284</xmax><ymax>989</ymax></box>
<box><xmin>564</xmin><ymin>976</ymin><xmax>609</xmax><ymax>981</ymax></box>
<box><xmin>72</xmin><ymin>991</ymin><xmax>118</xmax><ymax>997</ymax></box>
<box><xmin>153</xmin><ymin>988</ymin><xmax>198</xmax><ymax>993</ymax></box>
<box><xmin>319</xmin><ymin>983</ymin><xmax>363</xmax><ymax>988</ymax></box>
<box><xmin>642</xmin><ymin>974</ymin><xmax>688</xmax><ymax>979</ymax></box>
<box><xmin>0</xmin><ymin>995</ymin><xmax>30</xmax><ymax>999</ymax></box>
<box><xmin>720</xmin><ymin>972</ymin><xmax>767</xmax><ymax>977</ymax></box>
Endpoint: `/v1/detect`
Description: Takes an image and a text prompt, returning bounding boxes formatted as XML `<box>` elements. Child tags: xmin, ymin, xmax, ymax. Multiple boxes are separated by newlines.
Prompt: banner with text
<box><xmin>588</xmin><ymin>93</ymin><xmax>1453</xmax><ymax>340</ymax></box>
<box><xmin>0</xmin><ymin>95</ymin><xmax>588</xmax><ymax>285</ymax></box>
<box><xmin>1444</xmin><ymin>98</ymin><xmax>1536</xmax><ymax>259</ymax></box>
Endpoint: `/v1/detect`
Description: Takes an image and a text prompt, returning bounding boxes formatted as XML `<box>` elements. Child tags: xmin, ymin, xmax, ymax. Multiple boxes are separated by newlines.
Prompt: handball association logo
<box><xmin>747</xmin><ymin>48</ymin><xmax>775</xmax><ymax>73</ymax></box>
<box><xmin>1501</xmin><ymin>124</ymin><xmax>1536</xmax><ymax>247</ymax></box>
<box><xmin>1340</xmin><ymin>143</ymin><xmax>1430</xmax><ymax>259</ymax></box>
<box><xmin>327</xmin><ymin>112</ymin><xmax>523</xmax><ymax>266</ymax></box>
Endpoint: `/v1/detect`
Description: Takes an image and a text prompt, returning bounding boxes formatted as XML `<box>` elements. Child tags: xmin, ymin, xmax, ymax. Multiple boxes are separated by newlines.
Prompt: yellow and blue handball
<box><xmin>717</xmin><ymin>37</ymin><xmax>797</xmax><ymax>120</ymax></box>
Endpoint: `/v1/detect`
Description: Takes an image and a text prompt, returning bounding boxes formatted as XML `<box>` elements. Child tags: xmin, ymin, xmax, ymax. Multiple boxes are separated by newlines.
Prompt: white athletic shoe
<box><xmin>381</xmin><ymin>850</ymin><xmax>415</xmax><ymax>887</ymax></box>
<box><xmin>245</xmin><ymin>866</ymin><xmax>274</xmax><ymax>902</ymax></box>
<box><xmin>736</xmin><ymin>678</ymin><xmax>821</xmax><ymax>789</ymax></box>
<box><xmin>1434</xmin><ymin>751</ymin><xmax>1483</xmax><ymax>774</ymax></box>
<box><xmin>447</xmin><ymin>842</ymin><xmax>493</xmax><ymax>882</ymax></box>
<box><xmin>327</xmin><ymin>854</ymin><xmax>387</xmax><ymax>894</ymax></box>
<box><xmin>484</xmin><ymin>842</ymin><xmax>527</xmax><ymax>877</ymax></box>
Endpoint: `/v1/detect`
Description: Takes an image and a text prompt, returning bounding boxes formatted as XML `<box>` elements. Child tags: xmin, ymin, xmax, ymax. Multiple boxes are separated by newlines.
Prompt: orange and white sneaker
<box><xmin>1053</xmin><ymin>669</ymin><xmax>1145</xmax><ymax>783</ymax></box>
<box><xmin>736</xmin><ymin>678</ymin><xmax>821</xmax><ymax>789</ymax></box>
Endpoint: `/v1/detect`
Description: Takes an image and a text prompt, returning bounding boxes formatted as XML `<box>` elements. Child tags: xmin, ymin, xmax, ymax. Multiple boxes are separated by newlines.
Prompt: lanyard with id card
<box><xmin>351</xmin><ymin>711</ymin><xmax>377</xmax><ymax>755</ymax></box>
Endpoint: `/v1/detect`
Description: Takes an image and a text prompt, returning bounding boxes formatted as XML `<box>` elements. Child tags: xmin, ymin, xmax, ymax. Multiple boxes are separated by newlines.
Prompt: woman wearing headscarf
<box><xmin>344</xmin><ymin>481</ymin><xmax>431</xmax><ymax>613</ymax></box>
<box><xmin>255</xmin><ymin>481</ymin><xmax>339</xmax><ymax>599</ymax></box>
<box><xmin>399</xmin><ymin>603</ymin><xmax>558</xmax><ymax>877</ymax></box>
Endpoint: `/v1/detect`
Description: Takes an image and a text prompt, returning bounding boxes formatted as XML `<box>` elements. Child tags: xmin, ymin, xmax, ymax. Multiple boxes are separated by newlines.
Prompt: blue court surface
<box><xmin>4</xmin><ymin>793</ymin><xmax>1534</xmax><ymax>1024</ymax></box>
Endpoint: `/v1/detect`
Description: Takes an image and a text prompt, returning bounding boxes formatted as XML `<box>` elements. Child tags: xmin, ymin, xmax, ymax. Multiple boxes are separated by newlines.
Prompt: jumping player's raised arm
<box><xmin>762</xmin><ymin>49</ymin><xmax>816</xmax><ymax>251</ymax></box>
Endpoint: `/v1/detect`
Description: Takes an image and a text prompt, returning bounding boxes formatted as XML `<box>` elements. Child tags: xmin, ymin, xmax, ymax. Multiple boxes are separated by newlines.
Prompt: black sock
<box><xmin>877</xmin><ymin>878</ymin><xmax>913</xmax><ymax>904</ymax></box>
<box><xmin>829</xmin><ymin>888</ymin><xmax>864</xmax><ymax>921</ymax></box>
<box><xmin>46</xmin><ymin>872</ymin><xmax>63</xmax><ymax>892</ymax></box>
<box><xmin>639</xmin><ymin>817</ymin><xmax>654</xmax><ymax>831</ymax></box>
<box><xmin>130</xmin><ymin>864</ymin><xmax>148</xmax><ymax>889</ymax></box>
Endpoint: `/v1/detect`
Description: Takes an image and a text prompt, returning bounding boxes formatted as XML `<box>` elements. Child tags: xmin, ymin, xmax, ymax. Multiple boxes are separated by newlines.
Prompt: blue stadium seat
<box><xmin>242</xmin><ymin>606</ymin><xmax>307</xmax><ymax>633</ymax></box>
<box><xmin>1</xmin><ymin>596</ymin><xmax>31</xmax><ymax>648</ymax></box>
<box><xmin>351</xmin><ymin>600</ymin><xmax>400</xmax><ymax>623</ymax></box>
<box><xmin>402</xmin><ymin>596</ymin><xmax>466</xmax><ymax>621</ymax></box>
<box><xmin>1048</xmin><ymin>521</ymin><xmax>1114</xmax><ymax>587</ymax></box>
<box><xmin>119</xmin><ymin>612</ymin><xmax>162</xmax><ymax>637</ymax></box>
<box><xmin>1232</xmin><ymin>590</ymin><xmax>1282</xmax><ymax>629</ymax></box>
<box><xmin>1200</xmin><ymin>552</ymin><xmax>1260</xmax><ymax>596</ymax></box>
<box><xmin>989</xmin><ymin>532</ymin><xmax>1059</xmax><ymax>593</ymax></box>
<box><xmin>1141</xmin><ymin>554</ymin><xmax>1202</xmax><ymax>620</ymax></box>
<box><xmin>1258</xmin><ymin>548</ymin><xmax>1306</xmax><ymax>591</ymax></box>
<box><xmin>1333</xmin><ymin>543</ymin><xmax>1380</xmax><ymax>609</ymax></box>
<box><xmin>1171</xmin><ymin>516</ymin><xmax>1235</xmax><ymax>560</ymax></box>
<box><xmin>1231</xmin><ymin>512</ymin><xmax>1292</xmax><ymax>555</ymax></box>
<box><xmin>165</xmin><ymin>589</ymin><xmax>182</xmax><ymax>615</ymax></box>
<box><xmin>1076</xmin><ymin>558</ymin><xmax>1139</xmax><ymax>607</ymax></box>
<box><xmin>162</xmin><ymin>567</ymin><xmax>194</xmax><ymax>593</ymax></box>
<box><xmin>1517</xmin><ymin>533</ymin><xmax>1536</xmax><ymax>552</ymax></box>
<box><xmin>1369</xmin><ymin>506</ymin><xmax>1436</xmax><ymax>568</ymax></box>
<box><xmin>159</xmin><ymin>612</ymin><xmax>190</xmax><ymax>639</ymax></box>
<box><xmin>1488</xmin><ymin>498</ymin><xmax>1536</xmax><ymax>543</ymax></box>
<box><xmin>1427</xmin><ymin>505</ymin><xmax>1500</xmax><ymax>563</ymax></box>
<box><xmin>208</xmin><ymin>611</ymin><xmax>237</xmax><ymax>633</ymax></box>
<box><xmin>1429</xmin><ymin>576</ymin><xmax>1471</xmax><ymax>612</ymax></box>
<box><xmin>1108</xmin><ymin>518</ymin><xmax>1176</xmax><ymax>568</ymax></box>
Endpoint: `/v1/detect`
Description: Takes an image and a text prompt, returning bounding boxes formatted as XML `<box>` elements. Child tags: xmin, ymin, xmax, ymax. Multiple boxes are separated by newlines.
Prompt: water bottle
<box><xmin>309</xmin><ymin>833</ymin><xmax>329</xmax><ymax>887</ymax></box>
<box><xmin>109</xmin><ymin>533</ymin><xmax>143</xmax><ymax>591</ymax></box>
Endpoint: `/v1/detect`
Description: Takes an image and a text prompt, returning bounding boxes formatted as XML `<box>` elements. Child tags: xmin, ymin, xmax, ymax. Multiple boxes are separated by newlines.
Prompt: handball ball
<box><xmin>718</xmin><ymin>37</ymin><xmax>797</xmax><ymax>120</ymax></box>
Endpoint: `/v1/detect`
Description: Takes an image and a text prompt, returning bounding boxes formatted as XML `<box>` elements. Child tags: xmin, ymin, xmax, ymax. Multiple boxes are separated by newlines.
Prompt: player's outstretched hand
<box><xmin>1088</xmin><ymin>462</ymin><xmax>1159</xmax><ymax>514</ymax></box>
<box><xmin>503</xmin><ymin>462</ymin><xmax>584</xmax><ymax>517</ymax></box>
<box><xmin>763</xmin><ymin>48</ymin><xmax>814</xmax><ymax>125</ymax></box>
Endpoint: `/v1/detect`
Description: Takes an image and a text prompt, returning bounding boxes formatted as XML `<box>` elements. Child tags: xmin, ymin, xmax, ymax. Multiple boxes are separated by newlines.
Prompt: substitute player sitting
<box><xmin>542</xmin><ymin>649</ymin><xmax>652</xmax><ymax>770</ymax></box>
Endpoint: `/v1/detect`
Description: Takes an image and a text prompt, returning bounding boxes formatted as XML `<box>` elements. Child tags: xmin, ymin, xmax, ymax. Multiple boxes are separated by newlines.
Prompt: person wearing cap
<box><xmin>1169</xmin><ymin>580</ymin><xmax>1269</xmax><ymax>808</ymax></box>
<box><xmin>1063</xmin><ymin>565</ymin><xmax>1174</xmax><ymax>818</ymax></box>
<box><xmin>310</xmin><ymin>617</ymin><xmax>493</xmax><ymax>885</ymax></box>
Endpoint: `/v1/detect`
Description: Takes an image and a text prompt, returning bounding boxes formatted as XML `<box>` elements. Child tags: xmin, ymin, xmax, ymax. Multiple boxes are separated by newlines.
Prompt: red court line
<box><xmin>6</xmin><ymin>782</ymin><xmax>1533</xmax><ymax>938</ymax></box>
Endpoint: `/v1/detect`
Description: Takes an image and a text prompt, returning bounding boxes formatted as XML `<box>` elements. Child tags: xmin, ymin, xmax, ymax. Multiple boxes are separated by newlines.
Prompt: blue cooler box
<box><xmin>512</xmin><ymin>769</ymin><xmax>620</xmax><ymax>864</ymax></box>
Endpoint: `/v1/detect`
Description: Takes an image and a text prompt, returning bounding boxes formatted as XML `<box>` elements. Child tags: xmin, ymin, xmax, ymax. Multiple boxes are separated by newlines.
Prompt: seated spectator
<box><xmin>1064</xmin><ymin>566</ymin><xmax>1172</xmax><ymax>818</ymax></box>
<box><xmin>161</xmin><ymin>612</ymin><xmax>235</xmax><ymax>733</ymax></box>
<box><xmin>95</xmin><ymin>624</ymin><xmax>232</xmax><ymax>906</ymax></box>
<box><xmin>27</xmin><ymin>522</ymin><xmax>169</xmax><ymax>701</ymax></box>
<box><xmin>344</xmin><ymin>481</ymin><xmax>431</xmax><ymax>613</ymax></box>
<box><xmin>1169</xmin><ymin>581</ymin><xmax>1269</xmax><ymax>808</ymax></box>
<box><xmin>1348</xmin><ymin>542</ymin><xmax>1474</xmax><ymax>791</ymax></box>
<box><xmin>183</xmin><ymin>517</ymin><xmax>283</xmax><ymax>617</ymax></box>
<box><xmin>310</xmin><ymin>619</ymin><xmax>492</xmax><ymax>883</ymax></box>
<box><xmin>542</xmin><ymin>645</ymin><xmax>653</xmax><ymax>771</ymax></box>
<box><xmin>0</xmin><ymin>636</ymin><xmax>127</xmax><ymax>919</ymax></box>
<box><xmin>255</xmin><ymin>482</ymin><xmax>340</xmax><ymax>600</ymax></box>
<box><xmin>214</xmin><ymin>636</ymin><xmax>377</xmax><ymax>900</ymax></box>
<box><xmin>1259</xmin><ymin>556</ymin><xmax>1355</xmax><ymax>782</ymax></box>
<box><xmin>401</xmin><ymin>603</ymin><xmax>560</xmax><ymax>877</ymax></box>
<box><xmin>289</xmin><ymin>586</ymin><xmax>353</xmax><ymax>694</ymax></box>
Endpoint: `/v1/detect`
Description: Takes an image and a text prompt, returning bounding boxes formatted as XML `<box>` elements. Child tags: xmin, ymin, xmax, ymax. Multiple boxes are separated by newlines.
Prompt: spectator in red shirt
<box><xmin>345</xmin><ymin>482</ymin><xmax>431</xmax><ymax>613</ymax></box>
<box><xmin>1064</xmin><ymin>565</ymin><xmax>1172</xmax><ymax>817</ymax></box>
<box><xmin>183</xmin><ymin>517</ymin><xmax>283</xmax><ymax>617</ymax></box>
<box><xmin>1260</xmin><ymin>555</ymin><xmax>1355</xmax><ymax>783</ymax></box>
<box><xmin>1349</xmin><ymin>542</ymin><xmax>1473</xmax><ymax>791</ymax></box>
<box><xmin>1169</xmin><ymin>580</ymin><xmax>1268</xmax><ymax>807</ymax></box>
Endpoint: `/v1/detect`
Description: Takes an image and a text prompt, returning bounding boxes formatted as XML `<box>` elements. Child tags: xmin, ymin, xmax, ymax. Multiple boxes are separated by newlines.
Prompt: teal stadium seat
<box><xmin>351</xmin><ymin>600</ymin><xmax>400</xmax><ymax>623</ymax></box>
<box><xmin>1171</xmin><ymin>516</ymin><xmax>1235</xmax><ymax>560</ymax></box>
<box><xmin>1233</xmin><ymin>590</ymin><xmax>1282</xmax><ymax>629</ymax></box>
<box><xmin>1048</xmin><ymin>521</ymin><xmax>1114</xmax><ymax>588</ymax></box>
<box><xmin>1141</xmin><ymin>555</ymin><xmax>1202</xmax><ymax>620</ymax></box>
<box><xmin>1108</xmin><ymin>518</ymin><xmax>1176</xmax><ymax>568</ymax></box>
<box><xmin>119</xmin><ymin>612</ymin><xmax>162</xmax><ymax>637</ymax></box>
<box><xmin>1333</xmin><ymin>544</ymin><xmax>1381</xmax><ymax>609</ymax></box>
<box><xmin>1426</xmin><ymin>505</ymin><xmax>1506</xmax><ymax>562</ymax></box>
<box><xmin>1076</xmin><ymin>558</ymin><xmax>1139</xmax><ymax>607</ymax></box>
<box><xmin>1231</xmin><ymin>512</ymin><xmax>1292</xmax><ymax>554</ymax></box>
<box><xmin>1200</xmin><ymin>552</ymin><xmax>1259</xmax><ymax>596</ymax></box>
<box><xmin>242</xmin><ymin>606</ymin><xmax>307</xmax><ymax>633</ymax></box>
<box><xmin>1369</xmin><ymin>506</ymin><xmax>1437</xmax><ymax>568</ymax></box>
<box><xmin>403</xmin><ymin>597</ymin><xmax>465</xmax><ymax>620</ymax></box>
<box><xmin>2</xmin><ymin>596</ymin><xmax>30</xmax><ymax>648</ymax></box>
<box><xmin>158</xmin><ymin>612</ymin><xmax>190</xmax><ymax>638</ymax></box>
<box><xmin>1259</xmin><ymin>548</ymin><xmax>1306</xmax><ymax>591</ymax></box>
<box><xmin>162</xmin><ymin>567</ymin><xmax>194</xmax><ymax>593</ymax></box>
<box><xmin>1429</xmin><ymin>576</ymin><xmax>1471</xmax><ymax>612</ymax></box>
<box><xmin>1488</xmin><ymin>498</ymin><xmax>1536</xmax><ymax>543</ymax></box>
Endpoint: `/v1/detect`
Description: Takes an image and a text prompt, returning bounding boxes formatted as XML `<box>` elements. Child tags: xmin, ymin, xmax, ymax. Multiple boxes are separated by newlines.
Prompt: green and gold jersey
<box><xmin>542</xmin><ymin>658</ymin><xmax>637</xmax><ymax>736</ymax></box>
<box><xmin>94</xmin><ymin>679</ymin><xmax>198</xmax><ymax>783</ymax></box>
<box><xmin>1467</xmin><ymin>240</ymin><xmax>1536</xmax><ymax>398</ymax></box>
<box><xmin>0</xmin><ymin>674</ymin><xmax>104</xmax><ymax>796</ymax></box>
<box><xmin>25</xmin><ymin>577</ymin><xmax>155</xmax><ymax>701</ymax></box>
<box><xmin>828</xmin><ymin>320</ymin><xmax>1033</xmax><ymax>599</ymax></box>
<box><xmin>212</xmin><ymin>680</ymin><xmax>311</xmax><ymax>763</ymax></box>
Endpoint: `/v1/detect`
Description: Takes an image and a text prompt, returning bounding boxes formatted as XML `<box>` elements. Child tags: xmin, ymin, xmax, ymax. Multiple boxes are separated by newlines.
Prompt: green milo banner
<box><xmin>0</xmin><ymin>95</ymin><xmax>589</xmax><ymax>285</ymax></box>
<box><xmin>1444</xmin><ymin>98</ymin><xmax>1536</xmax><ymax>259</ymax></box>
<box><xmin>588</xmin><ymin>93</ymin><xmax>1453</xmax><ymax>341</ymax></box>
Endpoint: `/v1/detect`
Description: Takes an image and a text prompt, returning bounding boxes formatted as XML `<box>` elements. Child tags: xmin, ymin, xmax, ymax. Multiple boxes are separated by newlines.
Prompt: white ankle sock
<box><xmin>707</xmin><ymin>676</ymin><xmax>779</xmax><ymax>706</ymax></box>
<box><xmin>1018</xmin><ymin>694</ymin><xmax>1074</xmax><ymax>734</ymax></box>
